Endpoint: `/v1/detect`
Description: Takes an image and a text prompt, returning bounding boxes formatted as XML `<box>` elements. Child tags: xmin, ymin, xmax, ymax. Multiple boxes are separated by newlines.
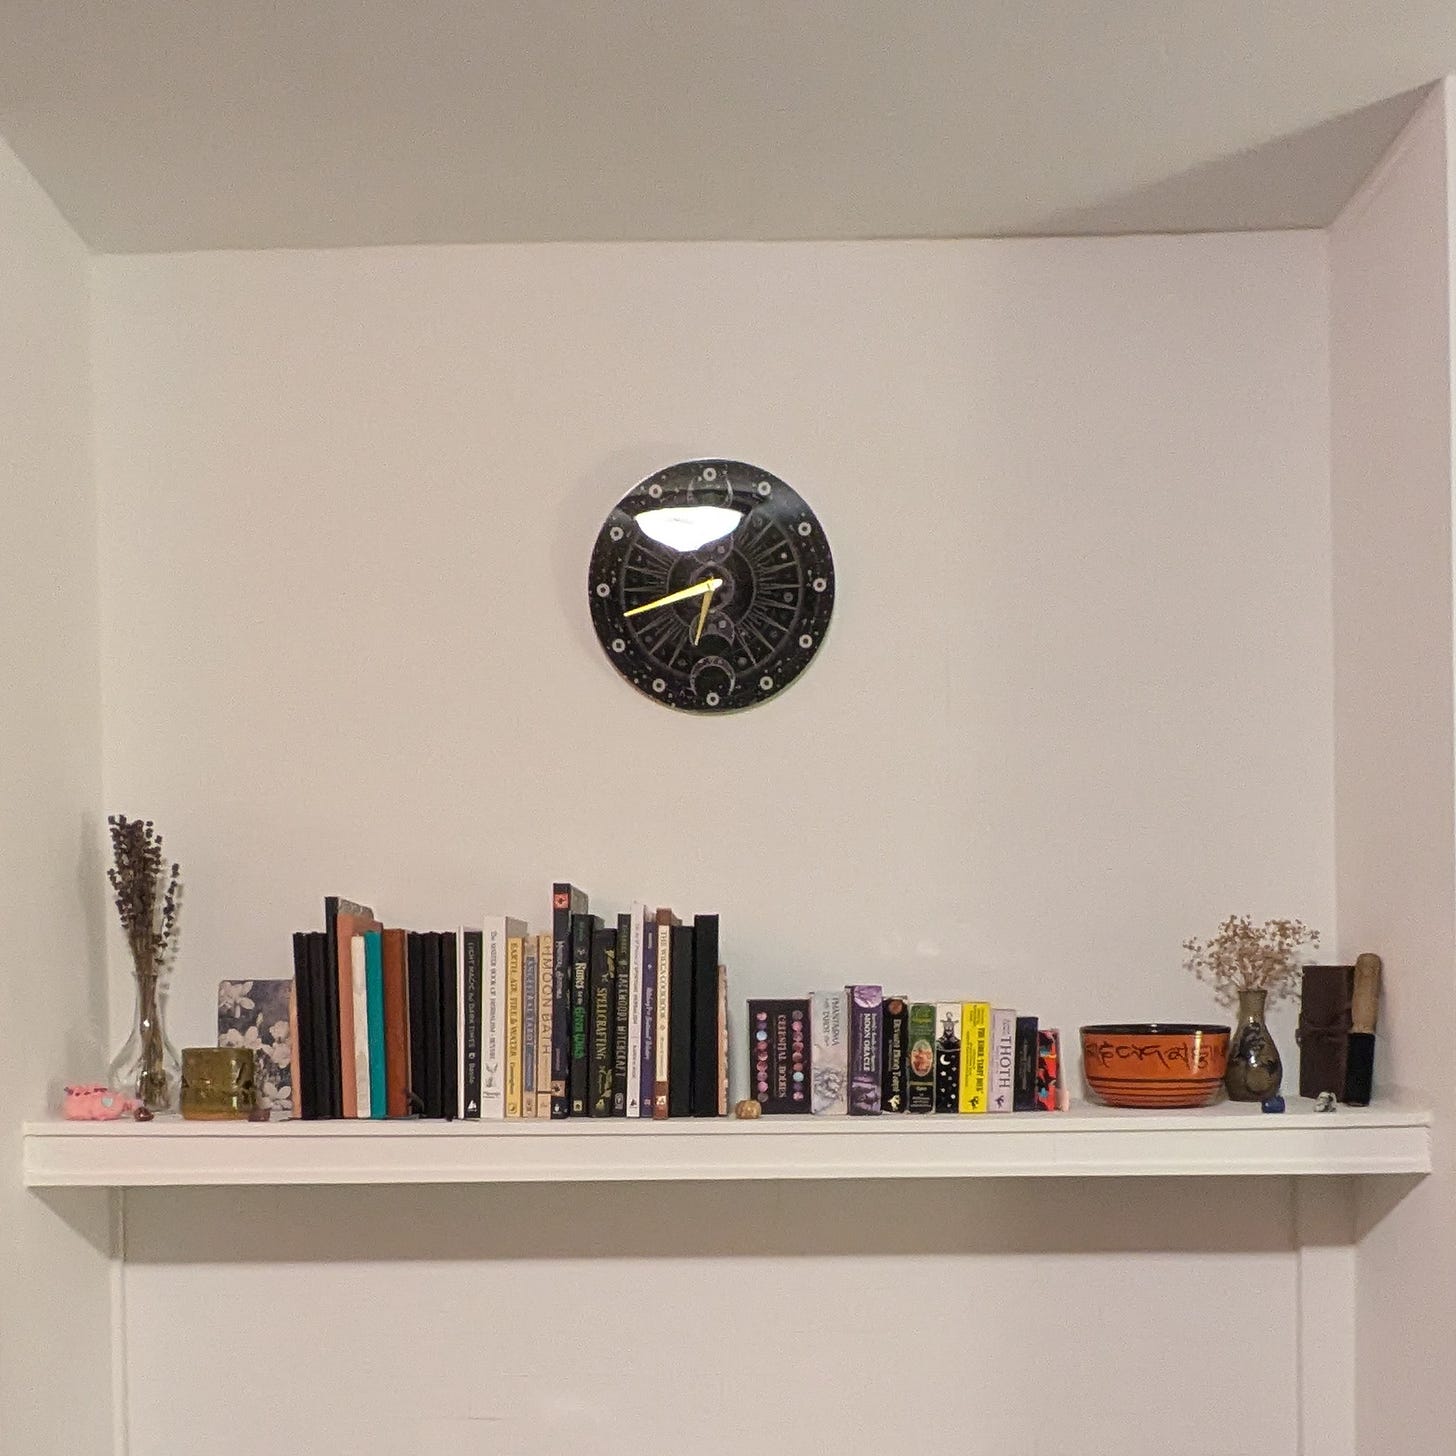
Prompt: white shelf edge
<box><xmin>22</xmin><ymin>1102</ymin><xmax>1433</xmax><ymax>1187</ymax></box>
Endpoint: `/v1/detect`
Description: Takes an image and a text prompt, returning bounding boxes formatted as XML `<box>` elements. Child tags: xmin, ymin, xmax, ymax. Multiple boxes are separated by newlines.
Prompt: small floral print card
<box><xmin>217</xmin><ymin>979</ymin><xmax>294</xmax><ymax>1115</ymax></box>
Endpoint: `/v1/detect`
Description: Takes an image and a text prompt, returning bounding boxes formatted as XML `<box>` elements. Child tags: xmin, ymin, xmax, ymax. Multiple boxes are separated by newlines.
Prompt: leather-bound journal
<box><xmin>1297</xmin><ymin>964</ymin><xmax>1354</xmax><ymax>1099</ymax></box>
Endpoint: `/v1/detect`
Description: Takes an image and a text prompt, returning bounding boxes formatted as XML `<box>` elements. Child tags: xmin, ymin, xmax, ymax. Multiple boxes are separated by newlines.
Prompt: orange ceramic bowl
<box><xmin>1080</xmin><ymin>1024</ymin><xmax>1230</xmax><ymax>1108</ymax></box>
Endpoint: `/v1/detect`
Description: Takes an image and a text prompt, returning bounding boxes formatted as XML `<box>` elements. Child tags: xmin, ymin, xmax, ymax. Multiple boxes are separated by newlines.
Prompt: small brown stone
<box><xmin>247</xmin><ymin>1106</ymin><xmax>271</xmax><ymax>1123</ymax></box>
<box><xmin>734</xmin><ymin>1098</ymin><xmax>762</xmax><ymax>1120</ymax></box>
<box><xmin>133</xmin><ymin>1105</ymin><xmax>154</xmax><ymax>1123</ymax></box>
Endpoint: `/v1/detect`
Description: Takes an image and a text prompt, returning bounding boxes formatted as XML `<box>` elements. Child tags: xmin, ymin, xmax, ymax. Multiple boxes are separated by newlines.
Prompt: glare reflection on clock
<box><xmin>634</xmin><ymin>504</ymin><xmax>744</xmax><ymax>552</ymax></box>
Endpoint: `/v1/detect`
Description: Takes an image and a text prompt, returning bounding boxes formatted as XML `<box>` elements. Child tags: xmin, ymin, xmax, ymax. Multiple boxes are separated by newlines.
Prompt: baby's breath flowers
<box><xmin>1183</xmin><ymin>915</ymin><xmax>1319</xmax><ymax>1008</ymax></box>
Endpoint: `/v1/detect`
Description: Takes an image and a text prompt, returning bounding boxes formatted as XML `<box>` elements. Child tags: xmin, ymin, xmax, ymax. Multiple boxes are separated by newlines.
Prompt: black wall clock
<box><xmin>589</xmin><ymin>460</ymin><xmax>835</xmax><ymax>712</ymax></box>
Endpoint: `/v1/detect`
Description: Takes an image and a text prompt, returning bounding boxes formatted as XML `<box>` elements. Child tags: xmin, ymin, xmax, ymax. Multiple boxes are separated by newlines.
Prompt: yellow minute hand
<box><xmin>622</xmin><ymin>577</ymin><xmax>723</xmax><ymax>618</ymax></box>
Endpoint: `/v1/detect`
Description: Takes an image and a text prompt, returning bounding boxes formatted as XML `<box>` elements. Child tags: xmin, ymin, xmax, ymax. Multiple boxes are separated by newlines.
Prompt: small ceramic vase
<box><xmin>1225</xmin><ymin>988</ymin><xmax>1282</xmax><ymax>1102</ymax></box>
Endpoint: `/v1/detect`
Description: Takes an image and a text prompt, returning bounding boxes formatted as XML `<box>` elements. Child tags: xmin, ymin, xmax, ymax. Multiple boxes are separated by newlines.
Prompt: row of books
<box><xmin>289</xmin><ymin>887</ymin><xmax>729</xmax><ymax>1120</ymax></box>
<box><xmin>751</xmin><ymin>991</ymin><xmax>1065</xmax><ymax>1114</ymax></box>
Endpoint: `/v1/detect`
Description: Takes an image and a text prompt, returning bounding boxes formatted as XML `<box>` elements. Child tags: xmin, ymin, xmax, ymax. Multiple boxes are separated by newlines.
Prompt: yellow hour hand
<box><xmin>693</xmin><ymin>583</ymin><xmax>716</xmax><ymax>645</ymax></box>
<box><xmin>623</xmin><ymin>576</ymin><xmax>723</xmax><ymax>619</ymax></box>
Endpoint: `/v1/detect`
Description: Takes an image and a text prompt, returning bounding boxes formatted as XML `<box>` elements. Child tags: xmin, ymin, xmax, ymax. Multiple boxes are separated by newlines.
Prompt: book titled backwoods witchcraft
<box><xmin>589</xmin><ymin>925</ymin><xmax>617</xmax><ymax>1116</ymax></box>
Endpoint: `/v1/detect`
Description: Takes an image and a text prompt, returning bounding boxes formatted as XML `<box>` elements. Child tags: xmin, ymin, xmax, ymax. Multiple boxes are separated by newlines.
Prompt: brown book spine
<box><xmin>287</xmin><ymin>978</ymin><xmax>301</xmax><ymax>1119</ymax></box>
<box><xmin>382</xmin><ymin>929</ymin><xmax>410</xmax><ymax>1117</ymax></box>
<box><xmin>717</xmin><ymin>965</ymin><xmax>728</xmax><ymax>1116</ymax></box>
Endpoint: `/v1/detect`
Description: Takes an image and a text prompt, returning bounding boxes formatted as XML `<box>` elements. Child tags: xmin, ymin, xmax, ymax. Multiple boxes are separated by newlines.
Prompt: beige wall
<box><xmin>93</xmin><ymin>231</ymin><xmax>1333</xmax><ymax>1453</ymax></box>
<box><xmin>0</xmin><ymin>139</ymin><xmax>111</xmax><ymax>1456</ymax></box>
<box><xmin>1330</xmin><ymin>82</ymin><xmax>1456</xmax><ymax>1456</ymax></box>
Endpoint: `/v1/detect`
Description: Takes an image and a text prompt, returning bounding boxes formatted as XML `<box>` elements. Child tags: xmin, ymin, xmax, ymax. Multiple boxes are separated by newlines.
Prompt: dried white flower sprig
<box><xmin>1183</xmin><ymin>914</ymin><xmax>1319</xmax><ymax>1008</ymax></box>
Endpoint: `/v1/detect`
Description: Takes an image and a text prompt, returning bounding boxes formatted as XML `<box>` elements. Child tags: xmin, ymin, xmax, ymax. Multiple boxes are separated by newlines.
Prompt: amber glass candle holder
<box><xmin>180</xmin><ymin>1047</ymin><xmax>256</xmax><ymax>1120</ymax></box>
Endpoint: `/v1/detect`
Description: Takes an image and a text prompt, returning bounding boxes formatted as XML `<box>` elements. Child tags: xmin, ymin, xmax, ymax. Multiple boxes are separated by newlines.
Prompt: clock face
<box><xmin>589</xmin><ymin>460</ymin><xmax>835</xmax><ymax>712</ymax></box>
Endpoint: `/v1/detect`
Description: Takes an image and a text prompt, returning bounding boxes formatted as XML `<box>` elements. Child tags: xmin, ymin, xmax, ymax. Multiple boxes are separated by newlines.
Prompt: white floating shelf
<box><xmin>22</xmin><ymin>1100</ymin><xmax>1431</xmax><ymax>1187</ymax></box>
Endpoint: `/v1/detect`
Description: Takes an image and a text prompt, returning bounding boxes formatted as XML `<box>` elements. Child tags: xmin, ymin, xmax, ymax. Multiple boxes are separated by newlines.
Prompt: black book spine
<box><xmin>306</xmin><ymin>933</ymin><xmax>332</xmax><ymax>1120</ymax></box>
<box><xmin>406</xmin><ymin>932</ymin><xmax>427</xmax><ymax>1115</ymax></box>
<box><xmin>1012</xmin><ymin>1016</ymin><xmax>1039</xmax><ymax>1112</ymax></box>
<box><xmin>291</xmin><ymin>932</ymin><xmax>313</xmax><ymax>1120</ymax></box>
<box><xmin>589</xmin><ymin>927</ymin><xmax>616</xmax><ymax>1116</ymax></box>
<box><xmin>462</xmin><ymin>931</ymin><xmax>482</xmax><ymax>1117</ymax></box>
<box><xmin>569</xmin><ymin>912</ymin><xmax>598</xmax><ymax>1115</ymax></box>
<box><xmin>552</xmin><ymin>885</ymin><xmax>586</xmax><ymax>1118</ymax></box>
<box><xmin>440</xmin><ymin>931</ymin><xmax>458</xmax><ymax>1121</ymax></box>
<box><xmin>669</xmin><ymin>924</ymin><xmax>695</xmax><ymax>1118</ymax></box>
<box><xmin>612</xmin><ymin>913</ymin><xmax>631</xmax><ymax>1115</ymax></box>
<box><xmin>882</xmin><ymin>997</ymin><xmax>908</xmax><ymax>1113</ymax></box>
<box><xmin>422</xmin><ymin>933</ymin><xmax>443</xmax><ymax>1118</ymax></box>
<box><xmin>934</xmin><ymin>1009</ymin><xmax>960</xmax><ymax>1114</ymax></box>
<box><xmin>322</xmin><ymin>898</ymin><xmax>344</xmax><ymax>1117</ymax></box>
<box><xmin>691</xmin><ymin>914</ymin><xmax>719</xmax><ymax>1116</ymax></box>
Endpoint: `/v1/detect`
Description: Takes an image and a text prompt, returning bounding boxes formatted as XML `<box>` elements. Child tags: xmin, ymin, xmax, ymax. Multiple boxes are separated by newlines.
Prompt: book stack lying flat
<box><xmin>754</xmin><ymin>987</ymin><xmax>1064</xmax><ymax>1115</ymax></box>
<box><xmin>286</xmin><ymin>887</ymin><xmax>729</xmax><ymax>1121</ymax></box>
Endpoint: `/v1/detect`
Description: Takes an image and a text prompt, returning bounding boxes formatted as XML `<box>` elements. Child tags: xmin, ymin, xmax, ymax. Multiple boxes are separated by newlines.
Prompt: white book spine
<box><xmin>810</xmin><ymin>990</ymin><xmax>848</xmax><ymax>1115</ymax></box>
<box><xmin>521</xmin><ymin>941</ymin><xmax>538</xmax><ymax>1119</ymax></box>
<box><xmin>482</xmin><ymin>916</ymin><xmax>528</xmax><ymax>1120</ymax></box>
<box><xmin>351</xmin><ymin>934</ymin><xmax>371</xmax><ymax>1119</ymax></box>
<box><xmin>481</xmin><ymin>924</ymin><xmax>506</xmax><ymax>1119</ymax></box>
<box><xmin>625</xmin><ymin>901</ymin><xmax>646</xmax><ymax>1116</ymax></box>
<box><xmin>989</xmin><ymin>1008</ymin><xmax>1016</xmax><ymax>1112</ymax></box>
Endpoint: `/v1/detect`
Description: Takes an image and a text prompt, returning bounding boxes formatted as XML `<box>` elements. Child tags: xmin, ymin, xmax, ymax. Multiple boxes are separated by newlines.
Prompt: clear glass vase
<box><xmin>109</xmin><ymin>961</ymin><xmax>181</xmax><ymax>1112</ymax></box>
<box><xmin>1224</xmin><ymin>987</ymin><xmax>1283</xmax><ymax>1102</ymax></box>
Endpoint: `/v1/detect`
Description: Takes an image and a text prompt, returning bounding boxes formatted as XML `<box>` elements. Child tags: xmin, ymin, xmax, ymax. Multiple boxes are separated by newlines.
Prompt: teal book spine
<box><xmin>365</xmin><ymin>930</ymin><xmax>387</xmax><ymax>1119</ymax></box>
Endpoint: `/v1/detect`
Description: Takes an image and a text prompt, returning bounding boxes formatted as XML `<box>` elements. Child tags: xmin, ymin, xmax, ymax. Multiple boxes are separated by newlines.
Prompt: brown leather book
<box><xmin>382</xmin><ymin>929</ymin><xmax>411</xmax><ymax>1117</ymax></box>
<box><xmin>1297</xmin><ymin>964</ymin><xmax>1354</xmax><ymax>1099</ymax></box>
<box><xmin>336</xmin><ymin>908</ymin><xmax>382</xmax><ymax>1117</ymax></box>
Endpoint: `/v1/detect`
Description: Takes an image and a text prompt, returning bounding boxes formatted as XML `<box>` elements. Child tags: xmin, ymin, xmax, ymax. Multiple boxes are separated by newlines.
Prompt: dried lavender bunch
<box><xmin>107</xmin><ymin>815</ymin><xmax>181</xmax><ymax>974</ymax></box>
<box><xmin>1183</xmin><ymin>914</ymin><xmax>1318</xmax><ymax>1008</ymax></box>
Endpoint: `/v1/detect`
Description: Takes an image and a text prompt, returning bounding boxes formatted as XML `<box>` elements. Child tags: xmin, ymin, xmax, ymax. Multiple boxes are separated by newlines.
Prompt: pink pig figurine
<box><xmin>63</xmin><ymin>1084</ymin><xmax>141</xmax><ymax>1121</ymax></box>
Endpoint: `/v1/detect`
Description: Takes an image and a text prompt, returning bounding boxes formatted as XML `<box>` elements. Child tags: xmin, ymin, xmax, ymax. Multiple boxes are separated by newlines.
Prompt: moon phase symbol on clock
<box><xmin>588</xmin><ymin>459</ymin><xmax>834</xmax><ymax>713</ymax></box>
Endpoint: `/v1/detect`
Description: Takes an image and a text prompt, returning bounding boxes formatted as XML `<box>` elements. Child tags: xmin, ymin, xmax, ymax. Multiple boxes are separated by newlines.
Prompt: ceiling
<box><xmin>0</xmin><ymin>1</ymin><xmax>1447</xmax><ymax>253</ymax></box>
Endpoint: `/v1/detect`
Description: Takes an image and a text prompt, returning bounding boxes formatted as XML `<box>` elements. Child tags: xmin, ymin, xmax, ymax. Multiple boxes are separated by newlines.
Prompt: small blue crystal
<box><xmin>1261</xmin><ymin>1095</ymin><xmax>1286</xmax><ymax>1114</ymax></box>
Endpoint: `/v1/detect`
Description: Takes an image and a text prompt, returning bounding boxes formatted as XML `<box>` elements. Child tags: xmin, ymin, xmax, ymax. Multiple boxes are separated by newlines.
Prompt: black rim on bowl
<box><xmin>1080</xmin><ymin>1023</ymin><xmax>1230</xmax><ymax>1037</ymax></box>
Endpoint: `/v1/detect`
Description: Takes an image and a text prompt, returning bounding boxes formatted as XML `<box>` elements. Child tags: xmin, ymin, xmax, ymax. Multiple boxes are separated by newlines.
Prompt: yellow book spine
<box><xmin>506</xmin><ymin>936</ymin><xmax>524</xmax><ymax>1117</ymax></box>
<box><xmin>959</xmin><ymin>1001</ymin><xmax>990</xmax><ymax>1112</ymax></box>
<box><xmin>535</xmin><ymin>931</ymin><xmax>554</xmax><ymax>1117</ymax></box>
